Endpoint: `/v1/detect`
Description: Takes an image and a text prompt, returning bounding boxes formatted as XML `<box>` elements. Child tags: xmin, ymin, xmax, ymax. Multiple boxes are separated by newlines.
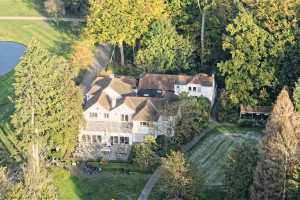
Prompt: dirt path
<box><xmin>137</xmin><ymin>122</ymin><xmax>218</xmax><ymax>200</ymax></box>
<box><xmin>0</xmin><ymin>16</ymin><xmax>84</xmax><ymax>22</ymax></box>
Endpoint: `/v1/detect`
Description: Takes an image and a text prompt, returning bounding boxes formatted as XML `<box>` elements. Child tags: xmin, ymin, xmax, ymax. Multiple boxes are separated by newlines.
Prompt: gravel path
<box><xmin>0</xmin><ymin>16</ymin><xmax>84</xmax><ymax>22</ymax></box>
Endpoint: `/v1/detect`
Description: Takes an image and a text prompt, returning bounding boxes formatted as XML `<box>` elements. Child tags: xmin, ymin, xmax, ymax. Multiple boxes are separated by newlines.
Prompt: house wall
<box><xmin>84</xmin><ymin>104</ymin><xmax>110</xmax><ymax>121</ymax></box>
<box><xmin>79</xmin><ymin>129</ymin><xmax>133</xmax><ymax>145</ymax></box>
<box><xmin>174</xmin><ymin>83</ymin><xmax>215</xmax><ymax>105</ymax></box>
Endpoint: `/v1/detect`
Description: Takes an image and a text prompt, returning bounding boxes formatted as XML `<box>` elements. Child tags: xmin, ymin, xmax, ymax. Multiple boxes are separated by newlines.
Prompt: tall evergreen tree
<box><xmin>251</xmin><ymin>88</ymin><xmax>299</xmax><ymax>200</ymax></box>
<box><xmin>12</xmin><ymin>40</ymin><xmax>84</xmax><ymax>160</ymax></box>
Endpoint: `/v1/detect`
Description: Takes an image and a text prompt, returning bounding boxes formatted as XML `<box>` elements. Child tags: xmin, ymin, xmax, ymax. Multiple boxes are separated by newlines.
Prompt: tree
<box><xmin>175</xmin><ymin>95</ymin><xmax>210</xmax><ymax>144</ymax></box>
<box><xmin>0</xmin><ymin>167</ymin><xmax>10</xmax><ymax>200</ymax></box>
<box><xmin>251</xmin><ymin>88</ymin><xmax>300</xmax><ymax>200</ymax></box>
<box><xmin>132</xmin><ymin>135</ymin><xmax>160</xmax><ymax>170</ymax></box>
<box><xmin>167</xmin><ymin>0</ymin><xmax>236</xmax><ymax>71</ymax></box>
<box><xmin>44</xmin><ymin>0</ymin><xmax>65</xmax><ymax>24</ymax></box>
<box><xmin>136</xmin><ymin>19</ymin><xmax>192</xmax><ymax>73</ymax></box>
<box><xmin>70</xmin><ymin>39</ymin><xmax>94</xmax><ymax>75</ymax></box>
<box><xmin>85</xmin><ymin>0</ymin><xmax>166</xmax><ymax>66</ymax></box>
<box><xmin>218</xmin><ymin>0</ymin><xmax>299</xmax><ymax>105</ymax></box>
<box><xmin>12</xmin><ymin>40</ymin><xmax>84</xmax><ymax>160</ymax></box>
<box><xmin>224</xmin><ymin>142</ymin><xmax>258</xmax><ymax>200</ymax></box>
<box><xmin>161</xmin><ymin>151</ymin><xmax>203</xmax><ymax>200</ymax></box>
<box><xmin>288</xmin><ymin>162</ymin><xmax>300</xmax><ymax>200</ymax></box>
<box><xmin>293</xmin><ymin>77</ymin><xmax>300</xmax><ymax>113</ymax></box>
<box><xmin>5</xmin><ymin>153</ymin><xmax>57</xmax><ymax>200</ymax></box>
<box><xmin>218</xmin><ymin>11</ymin><xmax>274</xmax><ymax>105</ymax></box>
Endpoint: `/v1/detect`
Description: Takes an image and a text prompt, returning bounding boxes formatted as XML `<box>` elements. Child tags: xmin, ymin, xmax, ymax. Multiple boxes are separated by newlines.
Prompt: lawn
<box><xmin>52</xmin><ymin>167</ymin><xmax>150</xmax><ymax>200</ymax></box>
<box><xmin>149</xmin><ymin>124</ymin><xmax>262</xmax><ymax>200</ymax></box>
<box><xmin>189</xmin><ymin>124</ymin><xmax>262</xmax><ymax>186</ymax></box>
<box><xmin>0</xmin><ymin>0</ymin><xmax>41</xmax><ymax>16</ymax></box>
<box><xmin>0</xmin><ymin>20</ymin><xmax>80</xmax><ymax>55</ymax></box>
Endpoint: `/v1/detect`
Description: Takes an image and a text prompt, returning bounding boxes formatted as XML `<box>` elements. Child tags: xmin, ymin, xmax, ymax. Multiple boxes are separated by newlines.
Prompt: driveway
<box><xmin>80</xmin><ymin>44</ymin><xmax>112</xmax><ymax>94</ymax></box>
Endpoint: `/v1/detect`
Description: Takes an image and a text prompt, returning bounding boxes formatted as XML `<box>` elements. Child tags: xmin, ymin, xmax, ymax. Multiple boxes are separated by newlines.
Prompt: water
<box><xmin>0</xmin><ymin>41</ymin><xmax>26</xmax><ymax>75</ymax></box>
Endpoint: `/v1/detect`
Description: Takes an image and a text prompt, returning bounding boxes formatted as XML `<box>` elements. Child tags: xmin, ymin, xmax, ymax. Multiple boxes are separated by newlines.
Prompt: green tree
<box><xmin>5</xmin><ymin>153</ymin><xmax>57</xmax><ymax>200</ymax></box>
<box><xmin>12</xmin><ymin>40</ymin><xmax>84</xmax><ymax>160</ymax></box>
<box><xmin>136</xmin><ymin>19</ymin><xmax>192</xmax><ymax>73</ymax></box>
<box><xmin>251</xmin><ymin>88</ymin><xmax>300</xmax><ymax>200</ymax></box>
<box><xmin>161</xmin><ymin>151</ymin><xmax>203</xmax><ymax>200</ymax></box>
<box><xmin>224</xmin><ymin>142</ymin><xmax>258</xmax><ymax>200</ymax></box>
<box><xmin>293</xmin><ymin>77</ymin><xmax>300</xmax><ymax>112</ymax></box>
<box><xmin>132</xmin><ymin>135</ymin><xmax>160</xmax><ymax>170</ymax></box>
<box><xmin>288</xmin><ymin>162</ymin><xmax>300</xmax><ymax>200</ymax></box>
<box><xmin>218</xmin><ymin>11</ymin><xmax>274</xmax><ymax>105</ymax></box>
<box><xmin>167</xmin><ymin>0</ymin><xmax>236</xmax><ymax>71</ymax></box>
<box><xmin>218</xmin><ymin>0</ymin><xmax>299</xmax><ymax>105</ymax></box>
<box><xmin>86</xmin><ymin>0</ymin><xmax>166</xmax><ymax>66</ymax></box>
<box><xmin>175</xmin><ymin>95</ymin><xmax>210</xmax><ymax>144</ymax></box>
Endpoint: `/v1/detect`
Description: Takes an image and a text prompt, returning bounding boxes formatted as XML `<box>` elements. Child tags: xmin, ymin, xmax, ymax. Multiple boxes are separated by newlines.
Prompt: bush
<box><xmin>175</xmin><ymin>95</ymin><xmax>210</xmax><ymax>144</ymax></box>
<box><xmin>218</xmin><ymin>89</ymin><xmax>239</xmax><ymax>122</ymax></box>
<box><xmin>132</xmin><ymin>136</ymin><xmax>160</xmax><ymax>170</ymax></box>
<box><xmin>104</xmin><ymin>65</ymin><xmax>143</xmax><ymax>77</ymax></box>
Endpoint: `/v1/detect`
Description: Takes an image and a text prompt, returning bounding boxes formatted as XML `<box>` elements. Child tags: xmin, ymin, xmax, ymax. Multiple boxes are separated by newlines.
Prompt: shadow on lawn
<box><xmin>23</xmin><ymin>0</ymin><xmax>85</xmax><ymax>57</ymax></box>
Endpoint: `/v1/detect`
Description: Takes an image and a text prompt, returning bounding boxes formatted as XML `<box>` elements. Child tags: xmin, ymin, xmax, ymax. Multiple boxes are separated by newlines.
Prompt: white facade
<box><xmin>174</xmin><ymin>76</ymin><xmax>216</xmax><ymax>105</ymax></box>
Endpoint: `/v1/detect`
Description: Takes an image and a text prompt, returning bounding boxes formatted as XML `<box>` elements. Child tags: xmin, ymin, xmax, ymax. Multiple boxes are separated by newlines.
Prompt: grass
<box><xmin>0</xmin><ymin>20</ymin><xmax>81</xmax><ymax>56</ymax></box>
<box><xmin>189</xmin><ymin>124</ymin><xmax>262</xmax><ymax>186</ymax></box>
<box><xmin>52</xmin><ymin>166</ymin><xmax>150</xmax><ymax>200</ymax></box>
<box><xmin>149</xmin><ymin>124</ymin><xmax>262</xmax><ymax>200</ymax></box>
<box><xmin>0</xmin><ymin>0</ymin><xmax>41</xmax><ymax>16</ymax></box>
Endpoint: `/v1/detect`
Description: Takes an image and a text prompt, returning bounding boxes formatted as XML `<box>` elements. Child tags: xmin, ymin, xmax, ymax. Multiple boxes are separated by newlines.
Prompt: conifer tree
<box><xmin>251</xmin><ymin>88</ymin><xmax>299</xmax><ymax>200</ymax></box>
<box><xmin>12</xmin><ymin>40</ymin><xmax>84</xmax><ymax>160</ymax></box>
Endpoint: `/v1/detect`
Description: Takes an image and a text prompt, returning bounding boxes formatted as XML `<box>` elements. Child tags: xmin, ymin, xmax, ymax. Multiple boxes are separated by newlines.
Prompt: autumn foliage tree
<box><xmin>161</xmin><ymin>151</ymin><xmax>203</xmax><ymax>200</ymax></box>
<box><xmin>251</xmin><ymin>88</ymin><xmax>300</xmax><ymax>200</ymax></box>
<box><xmin>85</xmin><ymin>0</ymin><xmax>166</xmax><ymax>65</ymax></box>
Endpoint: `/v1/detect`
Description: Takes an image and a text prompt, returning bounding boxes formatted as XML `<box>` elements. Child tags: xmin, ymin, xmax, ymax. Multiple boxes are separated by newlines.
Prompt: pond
<box><xmin>0</xmin><ymin>41</ymin><xmax>26</xmax><ymax>75</ymax></box>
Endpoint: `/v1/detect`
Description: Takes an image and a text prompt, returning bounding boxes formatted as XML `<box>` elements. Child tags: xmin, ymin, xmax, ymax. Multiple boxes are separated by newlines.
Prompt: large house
<box><xmin>138</xmin><ymin>73</ymin><xmax>216</xmax><ymax>105</ymax></box>
<box><xmin>75</xmin><ymin>73</ymin><xmax>216</xmax><ymax>160</ymax></box>
<box><xmin>76</xmin><ymin>75</ymin><xmax>176</xmax><ymax>160</ymax></box>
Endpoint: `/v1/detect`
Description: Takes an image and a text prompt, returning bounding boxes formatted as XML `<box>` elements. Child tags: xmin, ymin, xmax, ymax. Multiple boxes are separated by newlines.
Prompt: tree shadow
<box><xmin>23</xmin><ymin>0</ymin><xmax>48</xmax><ymax>16</ymax></box>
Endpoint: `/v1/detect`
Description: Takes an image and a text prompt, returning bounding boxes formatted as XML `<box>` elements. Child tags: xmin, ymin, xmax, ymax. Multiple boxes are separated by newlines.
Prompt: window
<box><xmin>104</xmin><ymin>113</ymin><xmax>109</xmax><ymax>119</ymax></box>
<box><xmin>121</xmin><ymin>114</ymin><xmax>129</xmax><ymax>121</ymax></box>
<box><xmin>197</xmin><ymin>87</ymin><xmax>201</xmax><ymax>92</ymax></box>
<box><xmin>97</xmin><ymin>136</ymin><xmax>102</xmax><ymax>143</ymax></box>
<box><xmin>89</xmin><ymin>112</ymin><xmax>98</xmax><ymax>118</ymax></box>
<box><xmin>140</xmin><ymin>122</ymin><xmax>150</xmax><ymax>127</ymax></box>
<box><xmin>157</xmin><ymin>90</ymin><xmax>162</xmax><ymax>93</ymax></box>
<box><xmin>82</xmin><ymin>135</ymin><xmax>86</xmax><ymax>142</ymax></box>
<box><xmin>119</xmin><ymin>137</ymin><xmax>129</xmax><ymax>144</ymax></box>
<box><xmin>125</xmin><ymin>137</ymin><xmax>129</xmax><ymax>144</ymax></box>
<box><xmin>87</xmin><ymin>135</ymin><xmax>91</xmax><ymax>143</ymax></box>
<box><xmin>193</xmin><ymin>87</ymin><xmax>196</xmax><ymax>92</ymax></box>
<box><xmin>120</xmin><ymin>136</ymin><xmax>125</xmax><ymax>144</ymax></box>
<box><xmin>188</xmin><ymin>87</ymin><xmax>191</xmax><ymax>91</ymax></box>
<box><xmin>113</xmin><ymin>136</ymin><xmax>118</xmax><ymax>144</ymax></box>
<box><xmin>92</xmin><ymin>135</ymin><xmax>97</xmax><ymax>143</ymax></box>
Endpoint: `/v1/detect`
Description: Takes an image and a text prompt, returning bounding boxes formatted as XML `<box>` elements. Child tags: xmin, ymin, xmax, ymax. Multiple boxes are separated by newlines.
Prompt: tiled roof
<box><xmin>123</xmin><ymin>96</ymin><xmax>147</xmax><ymax>111</ymax></box>
<box><xmin>138</xmin><ymin>73</ymin><xmax>213</xmax><ymax>91</ymax></box>
<box><xmin>240</xmin><ymin>105</ymin><xmax>272</xmax><ymax>114</ymax></box>
<box><xmin>108</xmin><ymin>78</ymin><xmax>135</xmax><ymax>95</ymax></box>
<box><xmin>98</xmin><ymin>93</ymin><xmax>111</xmax><ymax>111</ymax></box>
<box><xmin>132</xmin><ymin>100</ymin><xmax>159</xmax><ymax>121</ymax></box>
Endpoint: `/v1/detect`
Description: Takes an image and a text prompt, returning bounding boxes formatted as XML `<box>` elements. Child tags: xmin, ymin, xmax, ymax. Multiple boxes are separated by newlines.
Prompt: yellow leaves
<box><xmin>70</xmin><ymin>40</ymin><xmax>94</xmax><ymax>70</ymax></box>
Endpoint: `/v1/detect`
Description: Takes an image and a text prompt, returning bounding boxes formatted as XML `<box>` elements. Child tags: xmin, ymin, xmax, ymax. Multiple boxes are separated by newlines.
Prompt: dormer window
<box><xmin>89</xmin><ymin>112</ymin><xmax>98</xmax><ymax>118</ymax></box>
<box><xmin>188</xmin><ymin>87</ymin><xmax>191</xmax><ymax>91</ymax></box>
<box><xmin>121</xmin><ymin>114</ymin><xmax>129</xmax><ymax>122</ymax></box>
<box><xmin>140</xmin><ymin>122</ymin><xmax>150</xmax><ymax>127</ymax></box>
<box><xmin>193</xmin><ymin>87</ymin><xmax>196</xmax><ymax>92</ymax></box>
